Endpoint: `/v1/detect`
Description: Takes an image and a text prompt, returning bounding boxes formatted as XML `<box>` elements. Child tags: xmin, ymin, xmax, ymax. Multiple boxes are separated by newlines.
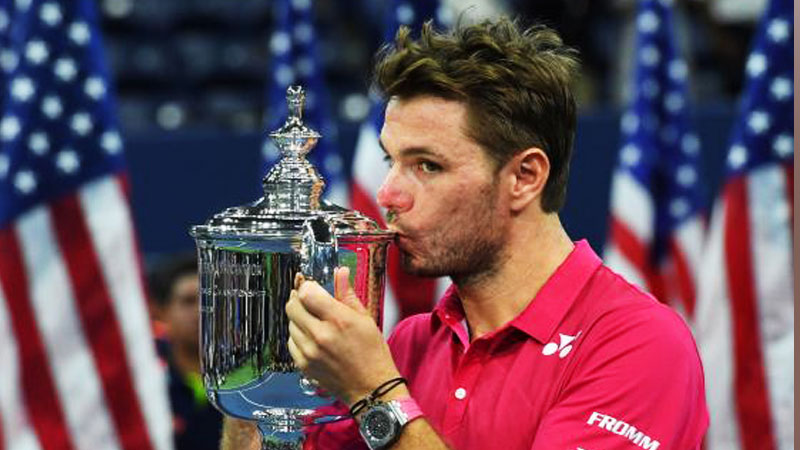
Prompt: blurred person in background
<box><xmin>149</xmin><ymin>254</ymin><xmax>223</xmax><ymax>450</ymax></box>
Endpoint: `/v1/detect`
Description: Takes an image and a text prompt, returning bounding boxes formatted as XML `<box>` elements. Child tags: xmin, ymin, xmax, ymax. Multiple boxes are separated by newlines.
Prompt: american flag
<box><xmin>0</xmin><ymin>1</ymin><xmax>172</xmax><ymax>450</ymax></box>
<box><xmin>263</xmin><ymin>0</ymin><xmax>347</xmax><ymax>205</ymax></box>
<box><xmin>350</xmin><ymin>1</ymin><xmax>452</xmax><ymax>332</ymax></box>
<box><xmin>695</xmin><ymin>0</ymin><xmax>794</xmax><ymax>448</ymax></box>
<box><xmin>604</xmin><ymin>0</ymin><xmax>706</xmax><ymax>319</ymax></box>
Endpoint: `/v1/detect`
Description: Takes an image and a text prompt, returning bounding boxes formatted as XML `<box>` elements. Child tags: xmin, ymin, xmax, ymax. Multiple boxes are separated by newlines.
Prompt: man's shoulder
<box><xmin>569</xmin><ymin>263</ymin><xmax>703</xmax><ymax>378</ymax></box>
<box><xmin>387</xmin><ymin>312</ymin><xmax>435</xmax><ymax>347</ymax></box>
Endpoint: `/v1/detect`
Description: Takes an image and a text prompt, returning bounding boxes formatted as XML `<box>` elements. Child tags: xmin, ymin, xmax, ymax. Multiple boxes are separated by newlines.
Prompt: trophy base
<box><xmin>255</xmin><ymin>407</ymin><xmax>349</xmax><ymax>450</ymax></box>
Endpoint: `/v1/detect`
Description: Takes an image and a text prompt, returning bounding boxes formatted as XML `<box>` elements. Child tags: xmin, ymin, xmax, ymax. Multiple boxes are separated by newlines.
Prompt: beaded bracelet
<box><xmin>349</xmin><ymin>377</ymin><xmax>408</xmax><ymax>417</ymax></box>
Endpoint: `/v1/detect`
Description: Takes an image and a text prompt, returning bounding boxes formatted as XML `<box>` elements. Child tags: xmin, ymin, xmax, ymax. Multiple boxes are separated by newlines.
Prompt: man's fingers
<box><xmin>286</xmin><ymin>288</ymin><xmax>323</xmax><ymax>333</ymax></box>
<box><xmin>297</xmin><ymin>279</ymin><xmax>344</xmax><ymax>320</ymax></box>
<box><xmin>294</xmin><ymin>272</ymin><xmax>305</xmax><ymax>290</ymax></box>
<box><xmin>287</xmin><ymin>335</ymin><xmax>307</xmax><ymax>369</ymax></box>
<box><xmin>334</xmin><ymin>267</ymin><xmax>367</xmax><ymax>314</ymax></box>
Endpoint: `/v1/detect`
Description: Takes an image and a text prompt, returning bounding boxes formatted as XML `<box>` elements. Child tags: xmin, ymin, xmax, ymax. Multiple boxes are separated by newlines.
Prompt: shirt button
<box><xmin>454</xmin><ymin>388</ymin><xmax>467</xmax><ymax>400</ymax></box>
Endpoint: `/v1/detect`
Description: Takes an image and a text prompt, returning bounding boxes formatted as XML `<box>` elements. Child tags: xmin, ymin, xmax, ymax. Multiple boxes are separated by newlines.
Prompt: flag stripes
<box><xmin>50</xmin><ymin>192</ymin><xmax>152</xmax><ymax>450</ymax></box>
<box><xmin>0</xmin><ymin>227</ymin><xmax>75</xmax><ymax>450</ymax></box>
<box><xmin>723</xmin><ymin>177</ymin><xmax>775</xmax><ymax>450</ymax></box>
<box><xmin>78</xmin><ymin>177</ymin><xmax>172</xmax><ymax>450</ymax></box>
<box><xmin>16</xmin><ymin>205</ymin><xmax>119</xmax><ymax>450</ymax></box>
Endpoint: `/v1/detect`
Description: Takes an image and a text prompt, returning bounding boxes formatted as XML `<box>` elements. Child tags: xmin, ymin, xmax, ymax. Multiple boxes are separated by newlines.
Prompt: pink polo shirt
<box><xmin>387</xmin><ymin>240</ymin><xmax>708</xmax><ymax>450</ymax></box>
<box><xmin>306</xmin><ymin>240</ymin><xmax>708</xmax><ymax>449</ymax></box>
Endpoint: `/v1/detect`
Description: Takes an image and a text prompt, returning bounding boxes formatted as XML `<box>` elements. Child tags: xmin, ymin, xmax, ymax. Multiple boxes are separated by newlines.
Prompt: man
<box><xmin>150</xmin><ymin>255</ymin><xmax>223</xmax><ymax>450</ymax></box>
<box><xmin>224</xmin><ymin>17</ymin><xmax>708</xmax><ymax>450</ymax></box>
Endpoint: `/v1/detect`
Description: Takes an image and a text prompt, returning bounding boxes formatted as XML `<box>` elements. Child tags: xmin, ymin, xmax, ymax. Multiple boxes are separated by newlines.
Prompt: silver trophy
<box><xmin>190</xmin><ymin>86</ymin><xmax>394</xmax><ymax>449</ymax></box>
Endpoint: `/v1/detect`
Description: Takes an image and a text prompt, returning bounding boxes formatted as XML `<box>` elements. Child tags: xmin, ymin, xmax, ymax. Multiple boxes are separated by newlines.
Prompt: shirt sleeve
<box><xmin>530</xmin><ymin>305</ymin><xmax>709</xmax><ymax>450</ymax></box>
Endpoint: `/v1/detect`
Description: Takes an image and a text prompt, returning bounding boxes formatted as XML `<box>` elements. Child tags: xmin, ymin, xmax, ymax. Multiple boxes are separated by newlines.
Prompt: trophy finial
<box><xmin>269</xmin><ymin>85</ymin><xmax>321</xmax><ymax>160</ymax></box>
<box><xmin>287</xmin><ymin>85</ymin><xmax>305</xmax><ymax>122</ymax></box>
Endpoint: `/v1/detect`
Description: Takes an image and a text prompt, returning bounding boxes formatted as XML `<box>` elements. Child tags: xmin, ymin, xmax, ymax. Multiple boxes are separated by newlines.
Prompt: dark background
<box><xmin>96</xmin><ymin>0</ymin><xmax>758</xmax><ymax>261</ymax></box>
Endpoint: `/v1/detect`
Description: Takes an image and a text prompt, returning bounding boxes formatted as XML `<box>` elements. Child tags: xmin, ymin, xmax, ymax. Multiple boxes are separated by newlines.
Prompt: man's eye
<box><xmin>383</xmin><ymin>154</ymin><xmax>394</xmax><ymax>167</ymax></box>
<box><xmin>418</xmin><ymin>161</ymin><xmax>442</xmax><ymax>173</ymax></box>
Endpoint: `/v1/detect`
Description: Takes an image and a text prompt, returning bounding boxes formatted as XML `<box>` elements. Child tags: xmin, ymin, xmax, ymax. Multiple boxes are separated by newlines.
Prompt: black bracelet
<box><xmin>349</xmin><ymin>377</ymin><xmax>408</xmax><ymax>417</ymax></box>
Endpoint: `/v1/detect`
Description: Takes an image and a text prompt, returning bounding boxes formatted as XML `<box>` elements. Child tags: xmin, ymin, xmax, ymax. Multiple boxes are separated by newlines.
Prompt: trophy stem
<box><xmin>258</xmin><ymin>423</ymin><xmax>304</xmax><ymax>450</ymax></box>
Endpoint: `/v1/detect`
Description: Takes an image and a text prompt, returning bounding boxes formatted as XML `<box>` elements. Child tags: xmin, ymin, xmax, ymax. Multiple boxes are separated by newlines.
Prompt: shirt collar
<box><xmin>432</xmin><ymin>240</ymin><xmax>602</xmax><ymax>344</ymax></box>
<box><xmin>510</xmin><ymin>240</ymin><xmax>601</xmax><ymax>343</ymax></box>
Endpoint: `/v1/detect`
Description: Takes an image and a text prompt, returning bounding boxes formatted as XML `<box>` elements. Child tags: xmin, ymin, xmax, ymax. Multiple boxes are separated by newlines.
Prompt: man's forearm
<box><xmin>220</xmin><ymin>417</ymin><xmax>261</xmax><ymax>450</ymax></box>
<box><xmin>389</xmin><ymin>418</ymin><xmax>451</xmax><ymax>450</ymax></box>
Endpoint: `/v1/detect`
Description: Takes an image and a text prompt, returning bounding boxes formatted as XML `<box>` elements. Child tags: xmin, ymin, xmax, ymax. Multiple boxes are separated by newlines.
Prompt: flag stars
<box><xmin>747</xmin><ymin>110</ymin><xmax>771</xmax><ymax>134</ymax></box>
<box><xmin>640</xmin><ymin>45</ymin><xmax>661</xmax><ymax>66</ymax></box>
<box><xmin>676</xmin><ymin>165</ymin><xmax>697</xmax><ymax>187</ymax></box>
<box><xmin>291</xmin><ymin>0</ymin><xmax>310</xmax><ymax>10</ymax></box>
<box><xmin>664</xmin><ymin>91</ymin><xmax>684</xmax><ymax>112</ymax></box>
<box><xmin>773</xmin><ymin>134</ymin><xmax>792</xmax><ymax>158</ymax></box>
<box><xmin>70</xmin><ymin>112</ymin><xmax>93</xmax><ymax>136</ymax></box>
<box><xmin>0</xmin><ymin>154</ymin><xmax>8</xmax><ymax>178</ymax></box>
<box><xmin>41</xmin><ymin>95</ymin><xmax>63</xmax><ymax>119</ymax></box>
<box><xmin>39</xmin><ymin>2</ymin><xmax>62</xmax><ymax>26</ymax></box>
<box><xmin>293</xmin><ymin>23</ymin><xmax>313</xmax><ymax>44</ymax></box>
<box><xmin>641</xmin><ymin>78</ymin><xmax>660</xmax><ymax>99</ymax></box>
<box><xmin>669</xmin><ymin>198</ymin><xmax>689</xmax><ymax>219</ymax></box>
<box><xmin>0</xmin><ymin>9</ymin><xmax>8</xmax><ymax>31</ymax></box>
<box><xmin>69</xmin><ymin>22</ymin><xmax>91</xmax><ymax>46</ymax></box>
<box><xmin>0</xmin><ymin>116</ymin><xmax>21</xmax><ymax>141</ymax></box>
<box><xmin>25</xmin><ymin>40</ymin><xmax>49</xmax><ymax>65</ymax></box>
<box><xmin>84</xmin><ymin>77</ymin><xmax>106</xmax><ymax>100</ymax></box>
<box><xmin>10</xmin><ymin>77</ymin><xmax>36</xmax><ymax>102</ymax></box>
<box><xmin>436</xmin><ymin>4</ymin><xmax>454</xmax><ymax>26</ymax></box>
<box><xmin>668</xmin><ymin>60</ymin><xmax>687</xmax><ymax>81</ymax></box>
<box><xmin>16</xmin><ymin>0</ymin><xmax>31</xmax><ymax>11</ymax></box>
<box><xmin>746</xmin><ymin>53</ymin><xmax>767</xmax><ymax>78</ymax></box>
<box><xmin>14</xmin><ymin>169</ymin><xmax>36</xmax><ymax>194</ymax></box>
<box><xmin>295</xmin><ymin>57</ymin><xmax>314</xmax><ymax>77</ymax></box>
<box><xmin>767</xmin><ymin>18</ymin><xmax>789</xmax><ymax>43</ymax></box>
<box><xmin>101</xmin><ymin>130</ymin><xmax>122</xmax><ymax>154</ymax></box>
<box><xmin>620</xmin><ymin>144</ymin><xmax>641</xmax><ymax>166</ymax></box>
<box><xmin>621</xmin><ymin>112</ymin><xmax>639</xmax><ymax>134</ymax></box>
<box><xmin>728</xmin><ymin>144</ymin><xmax>748</xmax><ymax>169</ymax></box>
<box><xmin>770</xmin><ymin>77</ymin><xmax>792</xmax><ymax>101</ymax></box>
<box><xmin>56</xmin><ymin>149</ymin><xmax>80</xmax><ymax>174</ymax></box>
<box><xmin>637</xmin><ymin>11</ymin><xmax>660</xmax><ymax>33</ymax></box>
<box><xmin>28</xmin><ymin>132</ymin><xmax>49</xmax><ymax>155</ymax></box>
<box><xmin>275</xmin><ymin>64</ymin><xmax>295</xmax><ymax>87</ymax></box>
<box><xmin>270</xmin><ymin>31</ymin><xmax>291</xmax><ymax>55</ymax></box>
<box><xmin>681</xmin><ymin>134</ymin><xmax>700</xmax><ymax>155</ymax></box>
<box><xmin>396</xmin><ymin>3</ymin><xmax>415</xmax><ymax>24</ymax></box>
<box><xmin>0</xmin><ymin>49</ymin><xmax>19</xmax><ymax>73</ymax></box>
<box><xmin>54</xmin><ymin>57</ymin><xmax>78</xmax><ymax>81</ymax></box>
<box><xmin>324</xmin><ymin>154</ymin><xmax>343</xmax><ymax>173</ymax></box>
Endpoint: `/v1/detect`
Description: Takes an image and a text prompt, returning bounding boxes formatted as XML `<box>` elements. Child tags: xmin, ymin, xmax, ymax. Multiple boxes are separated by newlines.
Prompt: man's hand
<box><xmin>285</xmin><ymin>267</ymin><xmax>402</xmax><ymax>406</ymax></box>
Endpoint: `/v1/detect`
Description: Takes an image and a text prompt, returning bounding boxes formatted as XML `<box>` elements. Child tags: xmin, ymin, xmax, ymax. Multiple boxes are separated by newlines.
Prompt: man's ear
<box><xmin>507</xmin><ymin>147</ymin><xmax>550</xmax><ymax>213</ymax></box>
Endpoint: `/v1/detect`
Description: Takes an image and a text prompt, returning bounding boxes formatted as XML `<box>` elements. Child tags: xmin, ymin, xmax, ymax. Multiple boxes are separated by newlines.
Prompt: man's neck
<box><xmin>455</xmin><ymin>213</ymin><xmax>574</xmax><ymax>341</ymax></box>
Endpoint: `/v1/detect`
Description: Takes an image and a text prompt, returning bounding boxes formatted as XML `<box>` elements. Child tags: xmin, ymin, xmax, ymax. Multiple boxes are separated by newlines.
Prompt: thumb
<box><xmin>334</xmin><ymin>267</ymin><xmax>367</xmax><ymax>314</ymax></box>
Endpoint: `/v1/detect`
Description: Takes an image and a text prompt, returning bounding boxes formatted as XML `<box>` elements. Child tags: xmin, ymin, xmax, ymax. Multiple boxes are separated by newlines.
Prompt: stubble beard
<box><xmin>399</xmin><ymin>186</ymin><xmax>507</xmax><ymax>287</ymax></box>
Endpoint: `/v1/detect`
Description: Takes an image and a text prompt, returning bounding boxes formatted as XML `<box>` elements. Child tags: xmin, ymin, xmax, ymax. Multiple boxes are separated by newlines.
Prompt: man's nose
<box><xmin>376</xmin><ymin>173</ymin><xmax>413</xmax><ymax>214</ymax></box>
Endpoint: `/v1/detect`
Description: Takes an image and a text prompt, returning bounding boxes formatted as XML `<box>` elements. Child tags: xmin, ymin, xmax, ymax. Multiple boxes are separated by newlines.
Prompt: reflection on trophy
<box><xmin>190</xmin><ymin>85</ymin><xmax>394</xmax><ymax>449</ymax></box>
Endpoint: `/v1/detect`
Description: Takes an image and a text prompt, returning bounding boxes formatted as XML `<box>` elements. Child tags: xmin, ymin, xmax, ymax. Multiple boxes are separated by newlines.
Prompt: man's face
<box><xmin>377</xmin><ymin>96</ymin><xmax>509</xmax><ymax>283</ymax></box>
<box><xmin>164</xmin><ymin>273</ymin><xmax>200</xmax><ymax>352</ymax></box>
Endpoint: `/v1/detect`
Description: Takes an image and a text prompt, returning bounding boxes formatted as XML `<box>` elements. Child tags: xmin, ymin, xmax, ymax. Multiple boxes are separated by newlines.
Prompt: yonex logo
<box><xmin>542</xmin><ymin>331</ymin><xmax>581</xmax><ymax>358</ymax></box>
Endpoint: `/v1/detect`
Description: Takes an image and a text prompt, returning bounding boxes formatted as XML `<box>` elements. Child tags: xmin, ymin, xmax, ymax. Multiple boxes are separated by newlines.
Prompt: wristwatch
<box><xmin>358</xmin><ymin>397</ymin><xmax>423</xmax><ymax>450</ymax></box>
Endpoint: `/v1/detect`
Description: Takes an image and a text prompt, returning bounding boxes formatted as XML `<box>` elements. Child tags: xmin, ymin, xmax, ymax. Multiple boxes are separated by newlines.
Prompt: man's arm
<box><xmin>219</xmin><ymin>417</ymin><xmax>261</xmax><ymax>450</ymax></box>
<box><xmin>285</xmin><ymin>268</ymin><xmax>451</xmax><ymax>449</ymax></box>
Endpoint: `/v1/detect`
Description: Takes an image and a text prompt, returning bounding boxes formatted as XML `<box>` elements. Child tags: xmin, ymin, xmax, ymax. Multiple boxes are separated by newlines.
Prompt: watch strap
<box><xmin>388</xmin><ymin>397</ymin><xmax>423</xmax><ymax>425</ymax></box>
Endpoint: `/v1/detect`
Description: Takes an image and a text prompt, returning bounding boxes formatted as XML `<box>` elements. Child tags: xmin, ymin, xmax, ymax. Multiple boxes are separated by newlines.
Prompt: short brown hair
<box><xmin>374</xmin><ymin>17</ymin><xmax>580</xmax><ymax>212</ymax></box>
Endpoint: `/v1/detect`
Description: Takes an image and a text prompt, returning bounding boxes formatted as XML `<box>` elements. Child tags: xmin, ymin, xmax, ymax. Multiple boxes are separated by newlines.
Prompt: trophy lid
<box><xmin>191</xmin><ymin>85</ymin><xmax>393</xmax><ymax>241</ymax></box>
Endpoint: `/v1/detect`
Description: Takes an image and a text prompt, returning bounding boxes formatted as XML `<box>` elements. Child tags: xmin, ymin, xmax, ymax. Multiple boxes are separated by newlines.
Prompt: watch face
<box><xmin>364</xmin><ymin>410</ymin><xmax>394</xmax><ymax>439</ymax></box>
<box><xmin>360</xmin><ymin>404</ymin><xmax>399</xmax><ymax>449</ymax></box>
